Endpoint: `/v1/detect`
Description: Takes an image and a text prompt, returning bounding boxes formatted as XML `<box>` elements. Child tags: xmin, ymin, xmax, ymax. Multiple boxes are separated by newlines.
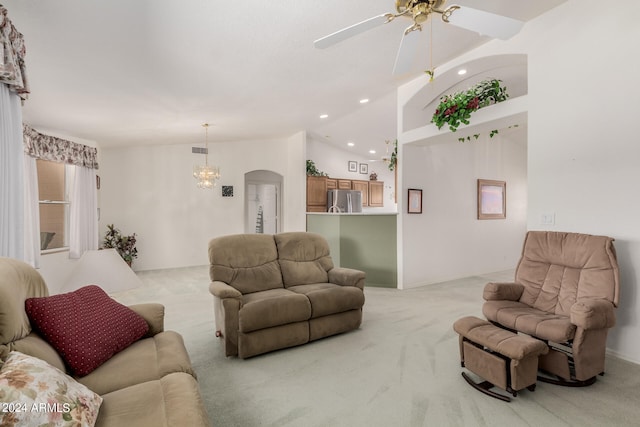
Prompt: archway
<box><xmin>244</xmin><ymin>170</ymin><xmax>283</xmax><ymax>234</ymax></box>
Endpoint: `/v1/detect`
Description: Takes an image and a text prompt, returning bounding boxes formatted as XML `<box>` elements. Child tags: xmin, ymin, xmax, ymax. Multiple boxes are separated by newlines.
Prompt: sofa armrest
<box><xmin>208</xmin><ymin>281</ymin><xmax>242</xmax><ymax>357</ymax></box>
<box><xmin>328</xmin><ymin>267</ymin><xmax>365</xmax><ymax>290</ymax></box>
<box><xmin>483</xmin><ymin>282</ymin><xmax>524</xmax><ymax>301</ymax></box>
<box><xmin>209</xmin><ymin>281</ymin><xmax>242</xmax><ymax>299</ymax></box>
<box><xmin>129</xmin><ymin>303</ymin><xmax>165</xmax><ymax>336</ymax></box>
<box><xmin>571</xmin><ymin>298</ymin><xmax>616</xmax><ymax>330</ymax></box>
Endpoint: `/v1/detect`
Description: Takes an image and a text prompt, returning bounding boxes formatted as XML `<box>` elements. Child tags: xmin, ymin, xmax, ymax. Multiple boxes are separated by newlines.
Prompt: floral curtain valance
<box><xmin>23</xmin><ymin>125</ymin><xmax>99</xmax><ymax>170</ymax></box>
<box><xmin>0</xmin><ymin>4</ymin><xmax>29</xmax><ymax>100</ymax></box>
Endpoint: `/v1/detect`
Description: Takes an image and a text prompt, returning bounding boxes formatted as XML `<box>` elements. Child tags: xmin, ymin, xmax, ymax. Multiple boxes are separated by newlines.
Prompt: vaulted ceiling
<box><xmin>4</xmin><ymin>0</ymin><xmax>565</xmax><ymax>158</ymax></box>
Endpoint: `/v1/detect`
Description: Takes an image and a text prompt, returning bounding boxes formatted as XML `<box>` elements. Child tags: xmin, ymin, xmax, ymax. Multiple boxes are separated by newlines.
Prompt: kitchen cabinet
<box><xmin>351</xmin><ymin>180</ymin><xmax>369</xmax><ymax>207</ymax></box>
<box><xmin>369</xmin><ymin>181</ymin><xmax>384</xmax><ymax>207</ymax></box>
<box><xmin>337</xmin><ymin>179</ymin><xmax>352</xmax><ymax>190</ymax></box>
<box><xmin>307</xmin><ymin>176</ymin><xmax>384</xmax><ymax>211</ymax></box>
<box><xmin>306</xmin><ymin>176</ymin><xmax>328</xmax><ymax>212</ymax></box>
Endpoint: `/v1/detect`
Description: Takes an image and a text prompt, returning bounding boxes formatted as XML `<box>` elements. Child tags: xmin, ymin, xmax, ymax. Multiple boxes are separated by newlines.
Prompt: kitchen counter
<box><xmin>306</xmin><ymin>212</ymin><xmax>398</xmax><ymax>216</ymax></box>
<box><xmin>306</xmin><ymin>213</ymin><xmax>397</xmax><ymax>288</ymax></box>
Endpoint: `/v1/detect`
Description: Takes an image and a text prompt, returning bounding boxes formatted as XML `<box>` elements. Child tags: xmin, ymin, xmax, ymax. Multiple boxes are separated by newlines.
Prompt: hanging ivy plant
<box><xmin>388</xmin><ymin>140</ymin><xmax>398</xmax><ymax>172</ymax></box>
<box><xmin>431</xmin><ymin>79</ymin><xmax>509</xmax><ymax>133</ymax></box>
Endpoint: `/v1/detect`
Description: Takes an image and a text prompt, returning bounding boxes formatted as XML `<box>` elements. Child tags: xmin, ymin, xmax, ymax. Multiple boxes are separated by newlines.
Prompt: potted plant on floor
<box><xmin>103</xmin><ymin>224</ymin><xmax>138</xmax><ymax>267</ymax></box>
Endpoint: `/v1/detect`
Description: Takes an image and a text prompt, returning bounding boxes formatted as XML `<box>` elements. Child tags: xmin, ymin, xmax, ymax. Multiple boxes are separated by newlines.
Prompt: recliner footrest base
<box><xmin>461</xmin><ymin>372</ymin><xmax>513</xmax><ymax>402</ymax></box>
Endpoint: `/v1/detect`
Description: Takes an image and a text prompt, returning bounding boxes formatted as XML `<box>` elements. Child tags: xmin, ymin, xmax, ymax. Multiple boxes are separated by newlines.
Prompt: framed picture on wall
<box><xmin>348</xmin><ymin>160</ymin><xmax>357</xmax><ymax>172</ymax></box>
<box><xmin>359</xmin><ymin>163</ymin><xmax>368</xmax><ymax>174</ymax></box>
<box><xmin>477</xmin><ymin>179</ymin><xmax>506</xmax><ymax>219</ymax></box>
<box><xmin>408</xmin><ymin>188</ymin><xmax>422</xmax><ymax>214</ymax></box>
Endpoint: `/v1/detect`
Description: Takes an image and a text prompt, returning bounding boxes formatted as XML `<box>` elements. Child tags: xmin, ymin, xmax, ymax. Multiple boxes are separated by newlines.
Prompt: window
<box><xmin>37</xmin><ymin>160</ymin><xmax>71</xmax><ymax>252</ymax></box>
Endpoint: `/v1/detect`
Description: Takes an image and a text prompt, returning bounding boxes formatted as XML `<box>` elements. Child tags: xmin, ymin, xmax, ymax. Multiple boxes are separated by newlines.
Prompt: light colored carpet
<box><xmin>111</xmin><ymin>267</ymin><xmax>640</xmax><ymax>427</ymax></box>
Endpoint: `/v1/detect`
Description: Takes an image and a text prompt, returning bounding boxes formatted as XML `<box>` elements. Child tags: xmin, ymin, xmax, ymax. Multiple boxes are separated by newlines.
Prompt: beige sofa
<box><xmin>209</xmin><ymin>232</ymin><xmax>365</xmax><ymax>358</ymax></box>
<box><xmin>0</xmin><ymin>257</ymin><xmax>211</xmax><ymax>427</ymax></box>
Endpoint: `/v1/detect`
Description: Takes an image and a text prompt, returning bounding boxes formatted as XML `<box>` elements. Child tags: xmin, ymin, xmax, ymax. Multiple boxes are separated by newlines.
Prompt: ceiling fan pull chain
<box><xmin>426</xmin><ymin>15</ymin><xmax>435</xmax><ymax>81</ymax></box>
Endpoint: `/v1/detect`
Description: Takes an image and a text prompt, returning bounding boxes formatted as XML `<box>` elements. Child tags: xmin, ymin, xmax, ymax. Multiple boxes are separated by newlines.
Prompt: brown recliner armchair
<box><xmin>482</xmin><ymin>231</ymin><xmax>619</xmax><ymax>385</ymax></box>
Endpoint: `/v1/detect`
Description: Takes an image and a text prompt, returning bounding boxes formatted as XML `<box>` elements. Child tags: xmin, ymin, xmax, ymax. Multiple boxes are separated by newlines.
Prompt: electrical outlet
<box><xmin>540</xmin><ymin>213</ymin><xmax>555</xmax><ymax>225</ymax></box>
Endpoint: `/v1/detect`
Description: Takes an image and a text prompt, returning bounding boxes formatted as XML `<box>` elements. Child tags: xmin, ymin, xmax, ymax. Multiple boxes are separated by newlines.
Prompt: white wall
<box><xmin>396</xmin><ymin>0</ymin><xmax>640</xmax><ymax>363</ymax></box>
<box><xmin>98</xmin><ymin>132</ymin><xmax>306</xmax><ymax>271</ymax></box>
<box><xmin>525</xmin><ymin>0</ymin><xmax>640</xmax><ymax>363</ymax></box>
<box><xmin>307</xmin><ymin>136</ymin><xmax>397</xmax><ymax>212</ymax></box>
<box><xmin>401</xmin><ymin>128</ymin><xmax>527</xmax><ymax>287</ymax></box>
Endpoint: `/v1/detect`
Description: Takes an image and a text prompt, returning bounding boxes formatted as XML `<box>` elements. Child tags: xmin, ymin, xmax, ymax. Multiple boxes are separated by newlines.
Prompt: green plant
<box><xmin>103</xmin><ymin>224</ymin><xmax>138</xmax><ymax>266</ymax></box>
<box><xmin>388</xmin><ymin>140</ymin><xmax>398</xmax><ymax>172</ymax></box>
<box><xmin>432</xmin><ymin>79</ymin><xmax>509</xmax><ymax>133</ymax></box>
<box><xmin>306</xmin><ymin>159</ymin><xmax>327</xmax><ymax>176</ymax></box>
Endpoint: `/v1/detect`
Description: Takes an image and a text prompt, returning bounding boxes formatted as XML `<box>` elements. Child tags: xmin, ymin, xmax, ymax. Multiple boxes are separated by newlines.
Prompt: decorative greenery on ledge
<box><xmin>431</xmin><ymin>79</ymin><xmax>509</xmax><ymax>133</ymax></box>
<box><xmin>306</xmin><ymin>159</ymin><xmax>327</xmax><ymax>176</ymax></box>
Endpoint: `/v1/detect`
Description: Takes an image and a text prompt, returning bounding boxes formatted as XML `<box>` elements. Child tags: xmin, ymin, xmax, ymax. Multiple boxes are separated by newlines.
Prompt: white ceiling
<box><xmin>3</xmin><ymin>0</ymin><xmax>565</xmax><ymax>159</ymax></box>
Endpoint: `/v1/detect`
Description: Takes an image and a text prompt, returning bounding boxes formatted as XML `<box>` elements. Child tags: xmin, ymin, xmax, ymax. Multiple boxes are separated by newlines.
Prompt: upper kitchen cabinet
<box><xmin>369</xmin><ymin>181</ymin><xmax>384</xmax><ymax>207</ymax></box>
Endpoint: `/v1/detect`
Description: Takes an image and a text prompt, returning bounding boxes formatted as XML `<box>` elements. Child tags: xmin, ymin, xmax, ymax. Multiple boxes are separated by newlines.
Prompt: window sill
<box><xmin>41</xmin><ymin>247</ymin><xmax>69</xmax><ymax>255</ymax></box>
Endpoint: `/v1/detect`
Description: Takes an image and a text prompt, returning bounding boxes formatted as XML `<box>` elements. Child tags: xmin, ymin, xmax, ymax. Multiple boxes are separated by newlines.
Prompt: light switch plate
<box><xmin>540</xmin><ymin>213</ymin><xmax>555</xmax><ymax>225</ymax></box>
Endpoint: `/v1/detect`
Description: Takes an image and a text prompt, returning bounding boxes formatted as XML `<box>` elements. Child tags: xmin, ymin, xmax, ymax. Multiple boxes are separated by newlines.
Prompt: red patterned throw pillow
<box><xmin>25</xmin><ymin>285</ymin><xmax>149</xmax><ymax>376</ymax></box>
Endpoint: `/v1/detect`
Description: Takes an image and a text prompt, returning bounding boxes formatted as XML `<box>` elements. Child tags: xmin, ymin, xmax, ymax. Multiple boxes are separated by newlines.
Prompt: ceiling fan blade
<box><xmin>443</xmin><ymin>5</ymin><xmax>524</xmax><ymax>40</ymax></box>
<box><xmin>314</xmin><ymin>14</ymin><xmax>390</xmax><ymax>49</ymax></box>
<box><xmin>393</xmin><ymin>27</ymin><xmax>421</xmax><ymax>75</ymax></box>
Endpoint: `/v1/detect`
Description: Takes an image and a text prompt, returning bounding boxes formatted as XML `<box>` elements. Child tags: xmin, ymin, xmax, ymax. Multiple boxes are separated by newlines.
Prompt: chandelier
<box><xmin>193</xmin><ymin>123</ymin><xmax>220</xmax><ymax>189</ymax></box>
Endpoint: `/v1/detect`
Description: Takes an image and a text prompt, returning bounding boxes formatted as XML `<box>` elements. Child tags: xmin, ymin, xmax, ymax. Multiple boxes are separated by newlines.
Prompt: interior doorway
<box><xmin>245</xmin><ymin>170</ymin><xmax>283</xmax><ymax>234</ymax></box>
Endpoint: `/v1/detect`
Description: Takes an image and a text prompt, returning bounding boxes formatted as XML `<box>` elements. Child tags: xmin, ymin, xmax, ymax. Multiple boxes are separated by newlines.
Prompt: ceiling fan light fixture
<box><xmin>411</xmin><ymin>2</ymin><xmax>433</xmax><ymax>24</ymax></box>
<box><xmin>359</xmin><ymin>98</ymin><xmax>369</xmax><ymax>104</ymax></box>
<box><xmin>319</xmin><ymin>114</ymin><xmax>329</xmax><ymax>119</ymax></box>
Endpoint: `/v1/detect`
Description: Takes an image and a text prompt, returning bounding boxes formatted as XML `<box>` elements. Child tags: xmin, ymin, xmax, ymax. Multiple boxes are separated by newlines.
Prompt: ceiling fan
<box><xmin>370</xmin><ymin>140</ymin><xmax>394</xmax><ymax>164</ymax></box>
<box><xmin>314</xmin><ymin>1</ymin><xmax>524</xmax><ymax>75</ymax></box>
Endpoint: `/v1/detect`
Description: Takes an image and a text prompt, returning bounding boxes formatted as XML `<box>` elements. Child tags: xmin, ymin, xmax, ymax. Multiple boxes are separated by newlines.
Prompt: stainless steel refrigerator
<box><xmin>327</xmin><ymin>189</ymin><xmax>362</xmax><ymax>213</ymax></box>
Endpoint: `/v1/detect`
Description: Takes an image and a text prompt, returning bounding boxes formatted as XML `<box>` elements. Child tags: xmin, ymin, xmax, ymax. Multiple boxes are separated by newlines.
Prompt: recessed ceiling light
<box><xmin>458</xmin><ymin>69</ymin><xmax>467</xmax><ymax>75</ymax></box>
<box><xmin>319</xmin><ymin>114</ymin><xmax>328</xmax><ymax>119</ymax></box>
<box><xmin>359</xmin><ymin>98</ymin><xmax>369</xmax><ymax>104</ymax></box>
<box><xmin>347</xmin><ymin>142</ymin><xmax>355</xmax><ymax>147</ymax></box>
<box><xmin>369</xmin><ymin>150</ymin><xmax>376</xmax><ymax>154</ymax></box>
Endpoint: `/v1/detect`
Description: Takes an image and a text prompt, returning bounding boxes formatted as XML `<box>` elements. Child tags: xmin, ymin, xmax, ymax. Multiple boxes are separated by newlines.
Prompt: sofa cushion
<box><xmin>516</xmin><ymin>231</ymin><xmax>619</xmax><ymax>316</ymax></box>
<box><xmin>483</xmin><ymin>300</ymin><xmax>576</xmax><ymax>343</ymax></box>
<box><xmin>25</xmin><ymin>285</ymin><xmax>149</xmax><ymax>376</ymax></box>
<box><xmin>95</xmin><ymin>372</ymin><xmax>210</xmax><ymax>427</ymax></box>
<box><xmin>0</xmin><ymin>257</ymin><xmax>49</xmax><ymax>347</ymax></box>
<box><xmin>2</xmin><ymin>332</ymin><xmax>67</xmax><ymax>373</ymax></box>
<box><xmin>239</xmin><ymin>289</ymin><xmax>311</xmax><ymax>333</ymax></box>
<box><xmin>287</xmin><ymin>283</ymin><xmax>365</xmax><ymax>318</ymax></box>
<box><xmin>75</xmin><ymin>330</ymin><xmax>195</xmax><ymax>396</ymax></box>
<box><xmin>209</xmin><ymin>234</ymin><xmax>284</xmax><ymax>294</ymax></box>
<box><xmin>274</xmin><ymin>232</ymin><xmax>334</xmax><ymax>287</ymax></box>
<box><xmin>0</xmin><ymin>351</ymin><xmax>102</xmax><ymax>427</ymax></box>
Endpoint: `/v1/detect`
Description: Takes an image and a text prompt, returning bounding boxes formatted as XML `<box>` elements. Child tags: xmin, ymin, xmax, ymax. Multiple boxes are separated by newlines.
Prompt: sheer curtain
<box><xmin>0</xmin><ymin>82</ymin><xmax>25</xmax><ymax>260</ymax></box>
<box><xmin>1</xmin><ymin>5</ymin><xmax>31</xmax><ymax>263</ymax></box>
<box><xmin>23</xmin><ymin>153</ymin><xmax>40</xmax><ymax>267</ymax></box>
<box><xmin>69</xmin><ymin>165</ymin><xmax>98</xmax><ymax>258</ymax></box>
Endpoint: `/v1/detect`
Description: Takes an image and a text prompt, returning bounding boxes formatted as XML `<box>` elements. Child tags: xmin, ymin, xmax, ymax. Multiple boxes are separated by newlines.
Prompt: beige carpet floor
<box><xmin>111</xmin><ymin>267</ymin><xmax>640</xmax><ymax>427</ymax></box>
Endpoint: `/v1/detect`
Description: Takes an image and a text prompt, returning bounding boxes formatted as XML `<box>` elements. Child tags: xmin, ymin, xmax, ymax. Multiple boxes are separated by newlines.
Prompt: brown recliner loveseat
<box><xmin>208</xmin><ymin>232</ymin><xmax>365</xmax><ymax>358</ymax></box>
<box><xmin>482</xmin><ymin>231</ymin><xmax>619</xmax><ymax>385</ymax></box>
